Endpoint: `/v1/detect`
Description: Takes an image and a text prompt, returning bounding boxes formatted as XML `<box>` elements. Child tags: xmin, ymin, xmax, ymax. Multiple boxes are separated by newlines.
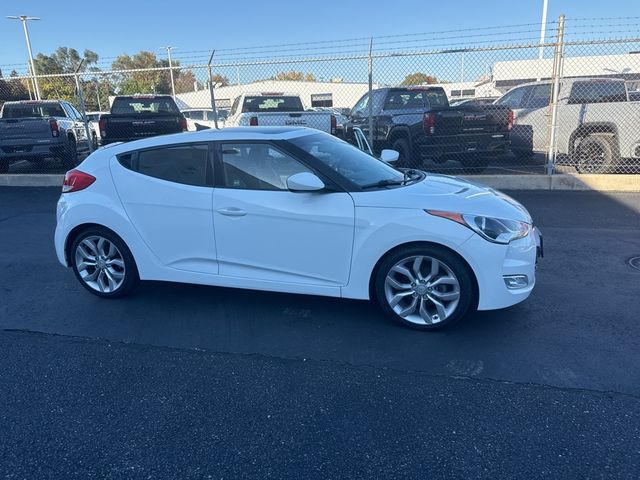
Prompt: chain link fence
<box><xmin>1</xmin><ymin>16</ymin><xmax>639</xmax><ymax>175</ymax></box>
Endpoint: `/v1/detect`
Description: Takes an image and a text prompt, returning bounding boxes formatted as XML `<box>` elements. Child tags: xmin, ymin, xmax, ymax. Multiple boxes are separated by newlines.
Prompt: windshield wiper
<box><xmin>360</xmin><ymin>178</ymin><xmax>406</xmax><ymax>190</ymax></box>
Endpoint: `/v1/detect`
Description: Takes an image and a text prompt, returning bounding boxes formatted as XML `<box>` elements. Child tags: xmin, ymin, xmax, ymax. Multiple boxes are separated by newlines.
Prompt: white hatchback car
<box><xmin>55</xmin><ymin>127</ymin><xmax>542</xmax><ymax>330</ymax></box>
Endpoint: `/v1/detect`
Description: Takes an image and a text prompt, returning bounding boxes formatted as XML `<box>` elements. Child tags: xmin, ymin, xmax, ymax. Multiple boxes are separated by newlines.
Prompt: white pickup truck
<box><xmin>495</xmin><ymin>78</ymin><xmax>640</xmax><ymax>173</ymax></box>
<box><xmin>224</xmin><ymin>93</ymin><xmax>337</xmax><ymax>135</ymax></box>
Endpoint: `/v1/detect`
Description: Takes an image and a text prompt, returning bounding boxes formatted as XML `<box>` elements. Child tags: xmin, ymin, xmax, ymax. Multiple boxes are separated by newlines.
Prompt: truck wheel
<box><xmin>460</xmin><ymin>155</ymin><xmax>489</xmax><ymax>174</ymax></box>
<box><xmin>575</xmin><ymin>135</ymin><xmax>617</xmax><ymax>174</ymax></box>
<box><xmin>0</xmin><ymin>159</ymin><xmax>9</xmax><ymax>174</ymax></box>
<box><xmin>62</xmin><ymin>137</ymin><xmax>78</xmax><ymax>168</ymax></box>
<box><xmin>392</xmin><ymin>138</ymin><xmax>418</xmax><ymax>168</ymax></box>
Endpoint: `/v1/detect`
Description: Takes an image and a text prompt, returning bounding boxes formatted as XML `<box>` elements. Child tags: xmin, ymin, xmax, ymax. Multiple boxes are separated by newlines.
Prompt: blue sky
<box><xmin>1</xmin><ymin>0</ymin><xmax>638</xmax><ymax>78</ymax></box>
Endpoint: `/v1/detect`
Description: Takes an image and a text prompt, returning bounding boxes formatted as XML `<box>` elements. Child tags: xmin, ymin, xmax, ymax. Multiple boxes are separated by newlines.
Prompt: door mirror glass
<box><xmin>287</xmin><ymin>172</ymin><xmax>325</xmax><ymax>192</ymax></box>
<box><xmin>380</xmin><ymin>149</ymin><xmax>400</xmax><ymax>163</ymax></box>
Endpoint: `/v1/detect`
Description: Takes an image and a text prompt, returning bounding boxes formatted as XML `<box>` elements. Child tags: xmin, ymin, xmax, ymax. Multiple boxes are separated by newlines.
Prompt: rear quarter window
<box><xmin>568</xmin><ymin>81</ymin><xmax>627</xmax><ymax>104</ymax></box>
<box><xmin>117</xmin><ymin>144</ymin><xmax>210</xmax><ymax>187</ymax></box>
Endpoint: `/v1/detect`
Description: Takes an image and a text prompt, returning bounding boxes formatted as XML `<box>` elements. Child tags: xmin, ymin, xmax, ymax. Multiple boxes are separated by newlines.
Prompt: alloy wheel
<box><xmin>384</xmin><ymin>255</ymin><xmax>461</xmax><ymax>325</ymax></box>
<box><xmin>74</xmin><ymin>235</ymin><xmax>126</xmax><ymax>293</ymax></box>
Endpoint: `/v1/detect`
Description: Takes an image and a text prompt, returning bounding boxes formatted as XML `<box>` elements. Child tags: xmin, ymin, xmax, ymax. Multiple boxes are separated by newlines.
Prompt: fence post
<box><xmin>74</xmin><ymin>60</ymin><xmax>94</xmax><ymax>154</ymax></box>
<box><xmin>546</xmin><ymin>14</ymin><xmax>565</xmax><ymax>175</ymax></box>
<box><xmin>367</xmin><ymin>37</ymin><xmax>374</xmax><ymax>149</ymax></box>
<box><xmin>207</xmin><ymin>50</ymin><xmax>220</xmax><ymax>129</ymax></box>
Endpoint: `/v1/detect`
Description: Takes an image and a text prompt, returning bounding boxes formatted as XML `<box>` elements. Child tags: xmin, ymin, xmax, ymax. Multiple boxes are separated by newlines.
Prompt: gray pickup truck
<box><xmin>0</xmin><ymin>100</ymin><xmax>96</xmax><ymax>173</ymax></box>
<box><xmin>495</xmin><ymin>78</ymin><xmax>640</xmax><ymax>173</ymax></box>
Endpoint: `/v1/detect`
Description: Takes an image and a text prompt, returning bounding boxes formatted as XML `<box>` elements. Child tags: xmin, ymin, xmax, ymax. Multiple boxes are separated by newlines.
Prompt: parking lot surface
<box><xmin>1</xmin><ymin>187</ymin><xmax>639</xmax><ymax>478</ymax></box>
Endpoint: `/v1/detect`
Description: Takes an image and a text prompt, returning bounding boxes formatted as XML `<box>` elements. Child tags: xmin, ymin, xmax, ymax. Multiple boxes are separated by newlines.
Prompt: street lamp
<box><xmin>7</xmin><ymin>15</ymin><xmax>41</xmax><ymax>100</ymax></box>
<box><xmin>538</xmin><ymin>0</ymin><xmax>549</xmax><ymax>60</ymax></box>
<box><xmin>161</xmin><ymin>46</ymin><xmax>176</xmax><ymax>97</ymax></box>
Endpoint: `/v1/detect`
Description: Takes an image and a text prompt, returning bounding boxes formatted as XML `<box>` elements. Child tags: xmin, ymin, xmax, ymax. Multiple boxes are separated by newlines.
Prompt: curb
<box><xmin>1</xmin><ymin>173</ymin><xmax>640</xmax><ymax>192</ymax></box>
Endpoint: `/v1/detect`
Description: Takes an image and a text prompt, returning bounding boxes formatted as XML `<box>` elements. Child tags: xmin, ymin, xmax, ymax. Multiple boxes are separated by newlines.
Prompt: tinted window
<box><xmin>496</xmin><ymin>86</ymin><xmax>530</xmax><ymax>109</ymax></box>
<box><xmin>130</xmin><ymin>144</ymin><xmax>209</xmax><ymax>186</ymax></box>
<box><xmin>220</xmin><ymin>143</ymin><xmax>311</xmax><ymax>191</ymax></box>
<box><xmin>187</xmin><ymin>111</ymin><xmax>204</xmax><ymax>120</ymax></box>
<box><xmin>290</xmin><ymin>133</ymin><xmax>404</xmax><ymax>188</ymax></box>
<box><xmin>352</xmin><ymin>93</ymin><xmax>369</xmax><ymax>114</ymax></box>
<box><xmin>384</xmin><ymin>88</ymin><xmax>448</xmax><ymax>110</ymax></box>
<box><xmin>525</xmin><ymin>84</ymin><xmax>552</xmax><ymax>109</ymax></box>
<box><xmin>568</xmin><ymin>81</ymin><xmax>627</xmax><ymax>104</ymax></box>
<box><xmin>111</xmin><ymin>96</ymin><xmax>180</xmax><ymax>114</ymax></box>
<box><xmin>241</xmin><ymin>96</ymin><xmax>304</xmax><ymax>113</ymax></box>
<box><xmin>2</xmin><ymin>102</ymin><xmax>66</xmax><ymax>118</ymax></box>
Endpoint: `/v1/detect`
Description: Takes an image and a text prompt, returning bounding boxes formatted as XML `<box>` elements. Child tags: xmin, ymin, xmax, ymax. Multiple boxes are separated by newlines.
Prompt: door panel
<box><xmin>109</xmin><ymin>146</ymin><xmax>217</xmax><ymax>274</ymax></box>
<box><xmin>213</xmin><ymin>189</ymin><xmax>355</xmax><ymax>285</ymax></box>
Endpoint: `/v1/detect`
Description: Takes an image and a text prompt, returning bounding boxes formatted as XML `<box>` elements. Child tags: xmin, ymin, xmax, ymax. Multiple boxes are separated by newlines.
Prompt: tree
<box><xmin>400</xmin><ymin>72</ymin><xmax>438</xmax><ymax>86</ymax></box>
<box><xmin>32</xmin><ymin>47</ymin><xmax>100</xmax><ymax>102</ymax></box>
<box><xmin>0</xmin><ymin>69</ymin><xmax>30</xmax><ymax>104</ymax></box>
<box><xmin>111</xmin><ymin>51</ymin><xmax>171</xmax><ymax>95</ymax></box>
<box><xmin>272</xmin><ymin>71</ymin><xmax>316</xmax><ymax>82</ymax></box>
<box><xmin>210</xmin><ymin>74</ymin><xmax>229</xmax><ymax>87</ymax></box>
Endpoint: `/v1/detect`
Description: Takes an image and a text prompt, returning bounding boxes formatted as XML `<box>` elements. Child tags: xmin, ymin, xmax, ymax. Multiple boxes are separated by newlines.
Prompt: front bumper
<box><xmin>459</xmin><ymin>226</ymin><xmax>541</xmax><ymax>311</ymax></box>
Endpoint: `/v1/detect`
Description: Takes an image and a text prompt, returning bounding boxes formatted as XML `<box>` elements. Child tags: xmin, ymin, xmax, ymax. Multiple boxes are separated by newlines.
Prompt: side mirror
<box><xmin>287</xmin><ymin>172</ymin><xmax>325</xmax><ymax>192</ymax></box>
<box><xmin>380</xmin><ymin>149</ymin><xmax>400</xmax><ymax>163</ymax></box>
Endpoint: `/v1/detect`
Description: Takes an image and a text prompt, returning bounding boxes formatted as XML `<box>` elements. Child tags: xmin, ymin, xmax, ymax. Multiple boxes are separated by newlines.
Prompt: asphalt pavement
<box><xmin>1</xmin><ymin>187</ymin><xmax>639</xmax><ymax>478</ymax></box>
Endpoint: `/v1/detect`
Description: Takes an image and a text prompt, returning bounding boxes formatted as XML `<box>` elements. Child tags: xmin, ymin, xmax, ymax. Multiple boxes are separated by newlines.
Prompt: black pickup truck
<box><xmin>98</xmin><ymin>95</ymin><xmax>187</xmax><ymax>145</ymax></box>
<box><xmin>346</xmin><ymin>87</ymin><xmax>513</xmax><ymax>172</ymax></box>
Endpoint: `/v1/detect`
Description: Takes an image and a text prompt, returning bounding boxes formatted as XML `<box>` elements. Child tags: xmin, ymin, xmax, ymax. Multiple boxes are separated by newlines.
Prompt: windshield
<box><xmin>2</xmin><ymin>102</ymin><xmax>66</xmax><ymax>118</ymax></box>
<box><xmin>241</xmin><ymin>96</ymin><xmax>304</xmax><ymax>113</ymax></box>
<box><xmin>289</xmin><ymin>133</ymin><xmax>404</xmax><ymax>188</ymax></box>
<box><xmin>111</xmin><ymin>97</ymin><xmax>180</xmax><ymax>114</ymax></box>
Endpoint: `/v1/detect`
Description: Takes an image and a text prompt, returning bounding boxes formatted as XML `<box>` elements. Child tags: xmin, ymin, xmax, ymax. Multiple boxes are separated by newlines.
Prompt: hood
<box><xmin>351</xmin><ymin>174</ymin><xmax>532</xmax><ymax>223</ymax></box>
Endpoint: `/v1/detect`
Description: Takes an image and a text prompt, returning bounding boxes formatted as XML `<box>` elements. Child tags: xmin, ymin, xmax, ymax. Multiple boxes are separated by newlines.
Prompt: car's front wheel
<box><xmin>374</xmin><ymin>245</ymin><xmax>475</xmax><ymax>330</ymax></box>
<box><xmin>71</xmin><ymin>228</ymin><xmax>139</xmax><ymax>298</ymax></box>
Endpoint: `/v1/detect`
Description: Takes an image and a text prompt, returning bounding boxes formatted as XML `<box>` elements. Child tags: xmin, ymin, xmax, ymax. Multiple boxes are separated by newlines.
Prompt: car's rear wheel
<box><xmin>71</xmin><ymin>228</ymin><xmax>139</xmax><ymax>298</ymax></box>
<box><xmin>0</xmin><ymin>159</ymin><xmax>9</xmax><ymax>174</ymax></box>
<box><xmin>374</xmin><ymin>245</ymin><xmax>475</xmax><ymax>330</ymax></box>
<box><xmin>575</xmin><ymin>134</ymin><xmax>617</xmax><ymax>174</ymax></box>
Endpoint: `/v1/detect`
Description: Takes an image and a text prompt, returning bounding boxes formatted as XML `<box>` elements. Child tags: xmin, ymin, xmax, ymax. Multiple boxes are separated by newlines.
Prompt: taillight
<box><xmin>330</xmin><ymin>114</ymin><xmax>337</xmax><ymax>135</ymax></box>
<box><xmin>50</xmin><ymin>119</ymin><xmax>60</xmax><ymax>137</ymax></box>
<box><xmin>423</xmin><ymin>113</ymin><xmax>436</xmax><ymax>135</ymax></box>
<box><xmin>507</xmin><ymin>110</ymin><xmax>514</xmax><ymax>131</ymax></box>
<box><xmin>179</xmin><ymin>116</ymin><xmax>188</xmax><ymax>132</ymax></box>
<box><xmin>98</xmin><ymin>119</ymin><xmax>107</xmax><ymax>138</ymax></box>
<box><xmin>62</xmin><ymin>169</ymin><xmax>96</xmax><ymax>193</ymax></box>
<box><xmin>249</xmin><ymin>116</ymin><xmax>258</xmax><ymax>126</ymax></box>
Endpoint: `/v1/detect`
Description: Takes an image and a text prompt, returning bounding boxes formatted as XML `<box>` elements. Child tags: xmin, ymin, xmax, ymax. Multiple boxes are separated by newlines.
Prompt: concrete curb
<box><xmin>1</xmin><ymin>173</ymin><xmax>640</xmax><ymax>192</ymax></box>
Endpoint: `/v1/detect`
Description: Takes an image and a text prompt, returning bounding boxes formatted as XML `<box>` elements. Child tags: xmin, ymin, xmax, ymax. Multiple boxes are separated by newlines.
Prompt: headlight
<box><xmin>462</xmin><ymin>214</ymin><xmax>530</xmax><ymax>244</ymax></box>
<box><xmin>427</xmin><ymin>210</ymin><xmax>531</xmax><ymax>244</ymax></box>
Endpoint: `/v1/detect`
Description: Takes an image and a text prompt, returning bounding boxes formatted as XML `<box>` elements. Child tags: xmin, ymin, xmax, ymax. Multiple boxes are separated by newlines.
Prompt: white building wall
<box><xmin>175</xmin><ymin>80</ymin><xmax>377</xmax><ymax>110</ymax></box>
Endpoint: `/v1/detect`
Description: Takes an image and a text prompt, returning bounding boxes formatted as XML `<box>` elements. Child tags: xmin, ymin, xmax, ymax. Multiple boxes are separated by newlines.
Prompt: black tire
<box><xmin>575</xmin><ymin>135</ymin><xmax>617</xmax><ymax>174</ymax></box>
<box><xmin>373</xmin><ymin>244</ymin><xmax>476</xmax><ymax>331</ymax></box>
<box><xmin>0</xmin><ymin>159</ymin><xmax>9</xmax><ymax>174</ymax></box>
<box><xmin>391</xmin><ymin>137</ymin><xmax>419</xmax><ymax>168</ymax></box>
<box><xmin>92</xmin><ymin>133</ymin><xmax>98</xmax><ymax>150</ymax></box>
<box><xmin>62</xmin><ymin>136</ymin><xmax>78</xmax><ymax>168</ymax></box>
<box><xmin>70</xmin><ymin>227</ymin><xmax>139</xmax><ymax>298</ymax></box>
<box><xmin>460</xmin><ymin>155</ymin><xmax>490</xmax><ymax>174</ymax></box>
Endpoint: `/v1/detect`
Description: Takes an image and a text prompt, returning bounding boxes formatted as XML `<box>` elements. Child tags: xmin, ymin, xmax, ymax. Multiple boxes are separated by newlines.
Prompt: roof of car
<box><xmin>97</xmin><ymin>127</ymin><xmax>320</xmax><ymax>155</ymax></box>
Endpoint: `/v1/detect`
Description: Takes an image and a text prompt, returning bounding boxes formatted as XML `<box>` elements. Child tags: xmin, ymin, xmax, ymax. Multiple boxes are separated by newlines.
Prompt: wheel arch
<box><xmin>64</xmin><ymin>223</ymin><xmax>130</xmax><ymax>267</ymax></box>
<box><xmin>568</xmin><ymin>122</ymin><xmax>619</xmax><ymax>158</ymax></box>
<box><xmin>367</xmin><ymin>240</ymin><xmax>479</xmax><ymax>307</ymax></box>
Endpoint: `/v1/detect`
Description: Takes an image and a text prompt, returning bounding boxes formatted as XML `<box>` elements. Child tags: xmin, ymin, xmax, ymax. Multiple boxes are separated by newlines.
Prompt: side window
<box><xmin>62</xmin><ymin>103</ymin><xmax>77</xmax><ymax>119</ymax></box>
<box><xmin>131</xmin><ymin>144</ymin><xmax>209</xmax><ymax>187</ymax></box>
<box><xmin>230</xmin><ymin>97</ymin><xmax>241</xmax><ymax>116</ymax></box>
<box><xmin>352</xmin><ymin>94</ymin><xmax>369</xmax><ymax>115</ymax></box>
<box><xmin>69</xmin><ymin>104</ymin><xmax>84</xmax><ymax>120</ymax></box>
<box><xmin>220</xmin><ymin>143</ymin><xmax>311</xmax><ymax>191</ymax></box>
<box><xmin>496</xmin><ymin>86</ymin><xmax>530</xmax><ymax>109</ymax></box>
<box><xmin>525</xmin><ymin>84</ymin><xmax>552</xmax><ymax>109</ymax></box>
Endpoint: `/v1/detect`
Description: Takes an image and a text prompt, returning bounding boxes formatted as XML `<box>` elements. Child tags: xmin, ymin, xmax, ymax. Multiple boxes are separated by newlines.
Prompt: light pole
<box><xmin>7</xmin><ymin>15</ymin><xmax>41</xmax><ymax>100</ymax></box>
<box><xmin>538</xmin><ymin>0</ymin><xmax>549</xmax><ymax>59</ymax></box>
<box><xmin>162</xmin><ymin>46</ymin><xmax>176</xmax><ymax>97</ymax></box>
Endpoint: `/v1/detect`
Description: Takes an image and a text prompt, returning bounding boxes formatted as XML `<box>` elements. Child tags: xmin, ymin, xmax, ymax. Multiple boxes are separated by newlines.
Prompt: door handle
<box><xmin>216</xmin><ymin>207</ymin><xmax>247</xmax><ymax>217</ymax></box>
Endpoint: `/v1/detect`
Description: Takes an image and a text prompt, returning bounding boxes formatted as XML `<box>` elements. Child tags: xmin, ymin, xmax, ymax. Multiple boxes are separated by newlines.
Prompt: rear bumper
<box><xmin>417</xmin><ymin>133</ymin><xmax>510</xmax><ymax>159</ymax></box>
<box><xmin>0</xmin><ymin>142</ymin><xmax>66</xmax><ymax>161</ymax></box>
